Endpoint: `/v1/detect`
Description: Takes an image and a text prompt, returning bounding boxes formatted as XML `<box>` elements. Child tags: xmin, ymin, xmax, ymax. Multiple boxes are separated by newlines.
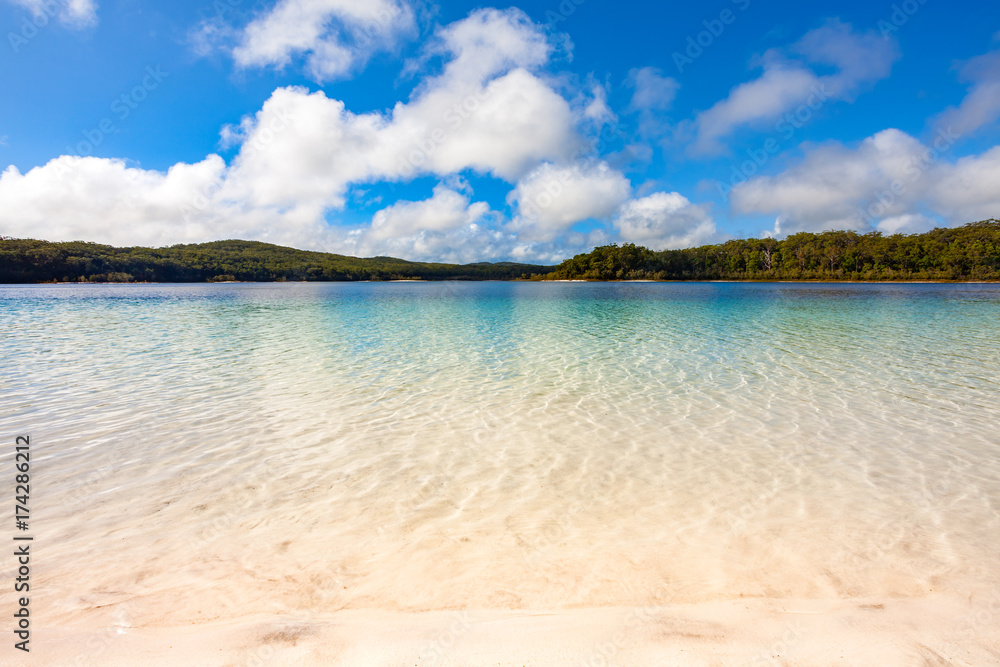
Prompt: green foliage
<box><xmin>537</xmin><ymin>220</ymin><xmax>1000</xmax><ymax>282</ymax></box>
<box><xmin>0</xmin><ymin>239</ymin><xmax>555</xmax><ymax>283</ymax></box>
<box><xmin>4</xmin><ymin>221</ymin><xmax>999</xmax><ymax>283</ymax></box>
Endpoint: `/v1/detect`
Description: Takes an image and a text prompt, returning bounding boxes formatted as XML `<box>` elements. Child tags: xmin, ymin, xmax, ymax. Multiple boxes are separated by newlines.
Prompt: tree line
<box><xmin>0</xmin><ymin>239</ymin><xmax>554</xmax><ymax>283</ymax></box>
<box><xmin>2</xmin><ymin>220</ymin><xmax>998</xmax><ymax>284</ymax></box>
<box><xmin>534</xmin><ymin>220</ymin><xmax>1000</xmax><ymax>281</ymax></box>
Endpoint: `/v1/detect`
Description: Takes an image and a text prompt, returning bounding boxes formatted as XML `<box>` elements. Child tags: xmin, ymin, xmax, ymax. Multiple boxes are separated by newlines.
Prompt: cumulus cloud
<box><xmin>929</xmin><ymin>145</ymin><xmax>1000</xmax><ymax>223</ymax></box>
<box><xmin>580</xmin><ymin>79</ymin><xmax>615</xmax><ymax>127</ymax></box>
<box><xmin>876</xmin><ymin>214</ymin><xmax>937</xmax><ymax>235</ymax></box>
<box><xmin>627</xmin><ymin>67</ymin><xmax>679</xmax><ymax>112</ymax></box>
<box><xmin>625</xmin><ymin>66</ymin><xmax>679</xmax><ymax>138</ymax></box>
<box><xmin>690</xmin><ymin>20</ymin><xmax>898</xmax><ymax>155</ymax></box>
<box><xmin>334</xmin><ymin>182</ymin><xmax>613</xmax><ymax>264</ymax></box>
<box><xmin>6</xmin><ymin>0</ymin><xmax>97</xmax><ymax>28</ymax></box>
<box><xmin>934</xmin><ymin>49</ymin><xmax>1000</xmax><ymax>136</ymax></box>
<box><xmin>231</xmin><ymin>0</ymin><xmax>415</xmax><ymax>82</ymax></box>
<box><xmin>0</xmin><ymin>8</ymin><xmax>600</xmax><ymax>263</ymax></box>
<box><xmin>508</xmin><ymin>161</ymin><xmax>631</xmax><ymax>241</ymax></box>
<box><xmin>0</xmin><ymin>155</ymin><xmax>245</xmax><ymax>247</ymax></box>
<box><xmin>731</xmin><ymin>129</ymin><xmax>925</xmax><ymax>232</ymax></box>
<box><xmin>220</xmin><ymin>8</ymin><xmax>580</xmax><ymax>215</ymax></box>
<box><xmin>362</xmin><ymin>183</ymin><xmax>491</xmax><ymax>243</ymax></box>
<box><xmin>726</xmin><ymin>43</ymin><xmax>1000</xmax><ymax>236</ymax></box>
<box><xmin>614</xmin><ymin>192</ymin><xmax>717</xmax><ymax>249</ymax></box>
<box><xmin>423</xmin><ymin>6</ymin><xmax>551</xmax><ymax>85</ymax></box>
<box><xmin>337</xmin><ymin>184</ymin><xmax>510</xmax><ymax>262</ymax></box>
<box><xmin>730</xmin><ymin>127</ymin><xmax>1000</xmax><ymax>234</ymax></box>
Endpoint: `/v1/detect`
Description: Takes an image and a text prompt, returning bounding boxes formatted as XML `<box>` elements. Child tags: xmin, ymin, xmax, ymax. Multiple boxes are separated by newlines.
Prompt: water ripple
<box><xmin>1</xmin><ymin>282</ymin><xmax>999</xmax><ymax>625</ymax></box>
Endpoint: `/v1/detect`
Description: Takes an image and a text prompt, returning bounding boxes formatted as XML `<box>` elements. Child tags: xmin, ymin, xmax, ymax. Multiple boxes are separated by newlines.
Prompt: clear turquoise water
<box><xmin>1</xmin><ymin>282</ymin><xmax>999</xmax><ymax>624</ymax></box>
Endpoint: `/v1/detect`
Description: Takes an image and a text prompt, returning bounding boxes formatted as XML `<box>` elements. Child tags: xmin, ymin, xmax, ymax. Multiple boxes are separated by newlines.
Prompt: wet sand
<box><xmin>23</xmin><ymin>593</ymin><xmax>1000</xmax><ymax>666</ymax></box>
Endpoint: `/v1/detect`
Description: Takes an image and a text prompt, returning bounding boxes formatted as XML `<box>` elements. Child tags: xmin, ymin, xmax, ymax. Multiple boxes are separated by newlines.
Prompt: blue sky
<box><xmin>1</xmin><ymin>0</ymin><xmax>998</xmax><ymax>263</ymax></box>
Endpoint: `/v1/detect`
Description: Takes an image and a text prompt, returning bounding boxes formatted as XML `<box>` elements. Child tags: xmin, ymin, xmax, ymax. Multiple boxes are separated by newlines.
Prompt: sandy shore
<box><xmin>18</xmin><ymin>593</ymin><xmax>1000</xmax><ymax>666</ymax></box>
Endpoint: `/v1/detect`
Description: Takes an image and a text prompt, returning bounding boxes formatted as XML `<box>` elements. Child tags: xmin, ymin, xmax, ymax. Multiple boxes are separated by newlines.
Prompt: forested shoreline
<box><xmin>1</xmin><ymin>220</ymin><xmax>998</xmax><ymax>283</ymax></box>
<box><xmin>0</xmin><ymin>239</ymin><xmax>553</xmax><ymax>283</ymax></box>
<box><xmin>536</xmin><ymin>220</ymin><xmax>1000</xmax><ymax>282</ymax></box>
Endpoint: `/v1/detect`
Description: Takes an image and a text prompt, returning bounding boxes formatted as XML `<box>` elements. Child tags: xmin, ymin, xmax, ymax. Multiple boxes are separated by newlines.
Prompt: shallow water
<box><xmin>2</xmin><ymin>282</ymin><xmax>999</xmax><ymax>628</ymax></box>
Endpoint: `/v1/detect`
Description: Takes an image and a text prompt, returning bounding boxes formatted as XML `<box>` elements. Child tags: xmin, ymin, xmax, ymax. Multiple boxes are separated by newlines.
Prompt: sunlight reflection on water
<box><xmin>1</xmin><ymin>281</ymin><xmax>999</xmax><ymax>625</ymax></box>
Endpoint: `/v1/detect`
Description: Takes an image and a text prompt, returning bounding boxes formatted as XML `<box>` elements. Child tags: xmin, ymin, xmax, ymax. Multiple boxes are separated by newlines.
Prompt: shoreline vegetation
<box><xmin>0</xmin><ymin>238</ymin><xmax>551</xmax><ymax>283</ymax></box>
<box><xmin>532</xmin><ymin>219</ymin><xmax>1000</xmax><ymax>282</ymax></box>
<box><xmin>1</xmin><ymin>219</ymin><xmax>997</xmax><ymax>284</ymax></box>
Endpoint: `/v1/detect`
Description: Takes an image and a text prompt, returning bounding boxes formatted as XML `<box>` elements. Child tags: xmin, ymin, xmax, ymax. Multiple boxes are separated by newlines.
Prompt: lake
<box><xmin>2</xmin><ymin>281</ymin><xmax>999</xmax><ymax>664</ymax></box>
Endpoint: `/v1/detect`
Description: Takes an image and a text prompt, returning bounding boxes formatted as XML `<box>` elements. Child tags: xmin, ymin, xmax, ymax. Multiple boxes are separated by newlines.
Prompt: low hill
<box><xmin>4</xmin><ymin>221</ymin><xmax>999</xmax><ymax>283</ymax></box>
<box><xmin>0</xmin><ymin>239</ymin><xmax>555</xmax><ymax>283</ymax></box>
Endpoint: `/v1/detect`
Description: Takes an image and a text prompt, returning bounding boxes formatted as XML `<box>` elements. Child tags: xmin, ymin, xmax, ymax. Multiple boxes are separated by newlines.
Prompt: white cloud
<box><xmin>0</xmin><ymin>155</ymin><xmax>248</xmax><ymax>248</ymax></box>
<box><xmin>792</xmin><ymin>18</ymin><xmax>897</xmax><ymax>97</ymax></box>
<box><xmin>726</xmin><ymin>43</ymin><xmax>1000</xmax><ymax>236</ymax></box>
<box><xmin>690</xmin><ymin>20</ymin><xmax>898</xmax><ymax>155</ymax></box>
<box><xmin>0</xmin><ymin>9</ymin><xmax>599</xmax><ymax>263</ymax></box>
<box><xmin>692</xmin><ymin>63</ymin><xmax>818</xmax><ymax>155</ymax></box>
<box><xmin>188</xmin><ymin>19</ymin><xmax>235</xmax><ymax>59</ymax></box>
<box><xmin>0</xmin><ymin>152</ymin><xmax>611</xmax><ymax>264</ymax></box>
<box><xmin>731</xmin><ymin>129</ymin><xmax>925</xmax><ymax>232</ymax></box>
<box><xmin>730</xmin><ymin>128</ymin><xmax>1000</xmax><ymax>234</ymax></box>
<box><xmin>580</xmin><ymin>79</ymin><xmax>615</xmax><ymax>127</ymax></box>
<box><xmin>934</xmin><ymin>50</ymin><xmax>1000</xmax><ymax>136</ymax></box>
<box><xmin>424</xmin><ymin>6</ymin><xmax>551</xmax><ymax>86</ymax></box>
<box><xmin>221</xmin><ymin>7</ymin><xmax>580</xmax><ymax>214</ymax></box>
<box><xmin>626</xmin><ymin>67</ymin><xmax>679</xmax><ymax>138</ymax></box>
<box><xmin>337</xmin><ymin>184</ymin><xmax>510</xmax><ymax>263</ymax></box>
<box><xmin>231</xmin><ymin>0</ymin><xmax>415</xmax><ymax>82</ymax></box>
<box><xmin>336</xmin><ymin>182</ymin><xmax>614</xmax><ymax>264</ymax></box>
<box><xmin>876</xmin><ymin>214</ymin><xmax>936</xmax><ymax>235</ymax></box>
<box><xmin>508</xmin><ymin>161</ymin><xmax>631</xmax><ymax>241</ymax></box>
<box><xmin>627</xmin><ymin>67</ymin><xmax>679</xmax><ymax>112</ymax></box>
<box><xmin>614</xmin><ymin>192</ymin><xmax>717</xmax><ymax>250</ymax></box>
<box><xmin>365</xmin><ymin>183</ymin><xmax>490</xmax><ymax>242</ymax></box>
<box><xmin>928</xmin><ymin>144</ymin><xmax>1000</xmax><ymax>224</ymax></box>
<box><xmin>6</xmin><ymin>0</ymin><xmax>96</xmax><ymax>28</ymax></box>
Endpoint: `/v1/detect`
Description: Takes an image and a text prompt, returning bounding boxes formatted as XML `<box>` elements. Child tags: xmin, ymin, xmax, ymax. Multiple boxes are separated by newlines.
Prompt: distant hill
<box><xmin>531</xmin><ymin>220</ymin><xmax>1000</xmax><ymax>282</ymax></box>
<box><xmin>3</xmin><ymin>221</ymin><xmax>999</xmax><ymax>283</ymax></box>
<box><xmin>0</xmin><ymin>239</ymin><xmax>556</xmax><ymax>283</ymax></box>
